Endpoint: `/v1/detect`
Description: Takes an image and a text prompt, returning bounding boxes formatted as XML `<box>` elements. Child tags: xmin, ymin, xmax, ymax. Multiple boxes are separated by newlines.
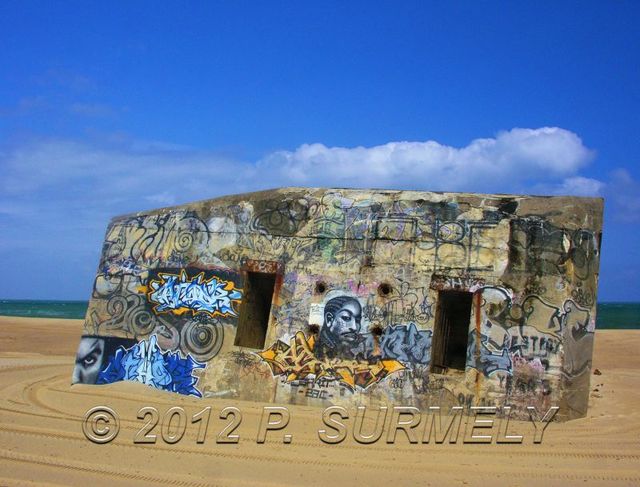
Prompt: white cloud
<box><xmin>256</xmin><ymin>127</ymin><xmax>596</xmax><ymax>193</ymax></box>
<box><xmin>534</xmin><ymin>176</ymin><xmax>605</xmax><ymax>197</ymax></box>
<box><xmin>0</xmin><ymin>136</ymin><xmax>251</xmax><ymax>261</ymax></box>
<box><xmin>557</xmin><ymin>176</ymin><xmax>605</xmax><ymax>196</ymax></box>
<box><xmin>0</xmin><ymin>136</ymin><xmax>246</xmax><ymax>203</ymax></box>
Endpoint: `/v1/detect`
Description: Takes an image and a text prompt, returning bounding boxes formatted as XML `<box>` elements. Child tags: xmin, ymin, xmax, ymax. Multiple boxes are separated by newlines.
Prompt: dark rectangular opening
<box><xmin>234</xmin><ymin>271</ymin><xmax>277</xmax><ymax>349</ymax></box>
<box><xmin>431</xmin><ymin>290</ymin><xmax>473</xmax><ymax>372</ymax></box>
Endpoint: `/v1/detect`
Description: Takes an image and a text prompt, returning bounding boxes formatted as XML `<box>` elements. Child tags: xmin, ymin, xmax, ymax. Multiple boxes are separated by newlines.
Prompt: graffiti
<box><xmin>570</xmin><ymin>286</ymin><xmax>594</xmax><ymax>309</ymax></box>
<box><xmin>147</xmin><ymin>269</ymin><xmax>242</xmax><ymax>318</ymax></box>
<box><xmin>562</xmin><ymin>299</ymin><xmax>594</xmax><ymax>377</ymax></box>
<box><xmin>91</xmin><ymin>211</ymin><xmax>211</xmax><ymax>300</ymax></box>
<box><xmin>520</xmin><ymin>295</ymin><xmax>563</xmax><ymax>335</ymax></box>
<box><xmin>505</xmin><ymin>356</ymin><xmax>552</xmax><ymax>395</ymax></box>
<box><xmin>257</xmin><ymin>331</ymin><xmax>405</xmax><ymax>391</ymax></box>
<box><xmin>466</xmin><ymin>330</ymin><xmax>513</xmax><ymax>376</ymax></box>
<box><xmin>508</xmin><ymin>332</ymin><xmax>561</xmax><ymax>358</ymax></box>
<box><xmin>270</xmin><ymin>283</ymin><xmax>313</xmax><ymax>336</ymax></box>
<box><xmin>304</xmin><ymin>388</ymin><xmax>329</xmax><ymax>399</ymax></box>
<box><xmin>414</xmin><ymin>215</ymin><xmax>503</xmax><ymax>273</ymax></box>
<box><xmin>436</xmin><ymin>221</ymin><xmax>466</xmax><ymax>243</ymax></box>
<box><xmin>370</xmin><ymin>215</ymin><xmax>418</xmax><ymax>264</ymax></box>
<box><xmin>101</xmin><ymin>257</ymin><xmax>144</xmax><ymax>277</ymax></box>
<box><xmin>378</xmin><ymin>323</ymin><xmax>432</xmax><ymax>365</ymax></box>
<box><xmin>259</xmin><ymin>291</ymin><xmax>433</xmax><ymax>392</ymax></box>
<box><xmin>311</xmin><ymin>293</ymin><xmax>433</xmax><ymax>367</ymax></box>
<box><xmin>472</xmin><ymin>286</ymin><xmax>570</xmax><ymax>339</ymax></box>
<box><xmin>389</xmin><ymin>376</ymin><xmax>406</xmax><ymax>389</ymax></box>
<box><xmin>314</xmin><ymin>194</ymin><xmax>346</xmax><ymax>245</ymax></box>
<box><xmin>251</xmin><ymin>197</ymin><xmax>314</xmax><ymax>236</ymax></box>
<box><xmin>89</xmin><ymin>293</ymin><xmax>158</xmax><ymax>337</ymax></box>
<box><xmin>87</xmin><ymin>294</ymin><xmax>226</xmax><ymax>361</ymax></box>
<box><xmin>314</xmin><ymin>295</ymin><xmax>367</xmax><ymax>360</ymax></box>
<box><xmin>228</xmin><ymin>350</ymin><xmax>273</xmax><ymax>380</ymax></box>
<box><xmin>430</xmin><ymin>274</ymin><xmax>485</xmax><ymax>292</ymax></box>
<box><xmin>362</xmin><ymin>282</ymin><xmax>434</xmax><ymax>327</ymax></box>
<box><xmin>97</xmin><ymin>335</ymin><xmax>206</xmax><ymax>397</ymax></box>
<box><xmin>179</xmin><ymin>316</ymin><xmax>225</xmax><ymax>361</ymax></box>
<box><xmin>569</xmin><ymin>229</ymin><xmax>599</xmax><ymax>280</ymax></box>
<box><xmin>289</xmin><ymin>375</ymin><xmax>335</xmax><ymax>398</ymax></box>
<box><xmin>508</xmin><ymin>218</ymin><xmax>599</xmax><ymax>279</ymax></box>
<box><xmin>100</xmin><ymin>211</ymin><xmax>210</xmax><ymax>271</ymax></box>
<box><xmin>465</xmin><ymin>287</ymin><xmax>594</xmax><ymax>382</ymax></box>
<box><xmin>243</xmin><ymin>258</ymin><xmax>283</xmax><ymax>275</ymax></box>
<box><xmin>72</xmin><ymin>335</ymin><xmax>137</xmax><ymax>385</ymax></box>
<box><xmin>231</xmin><ymin>350</ymin><xmax>256</xmax><ymax>368</ymax></box>
<box><xmin>379</xmin><ymin>279</ymin><xmax>433</xmax><ymax>326</ymax></box>
<box><xmin>563</xmin><ymin>299</ymin><xmax>591</xmax><ymax>338</ymax></box>
<box><xmin>154</xmin><ymin>321</ymin><xmax>181</xmax><ymax>351</ymax></box>
<box><xmin>75</xmin><ymin>187</ymin><xmax>601</xmax><ymax>420</ymax></box>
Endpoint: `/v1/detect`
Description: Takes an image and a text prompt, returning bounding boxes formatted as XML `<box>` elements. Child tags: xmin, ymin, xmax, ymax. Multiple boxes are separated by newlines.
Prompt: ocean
<box><xmin>0</xmin><ymin>300</ymin><xmax>90</xmax><ymax>320</ymax></box>
<box><xmin>0</xmin><ymin>299</ymin><xmax>638</xmax><ymax>329</ymax></box>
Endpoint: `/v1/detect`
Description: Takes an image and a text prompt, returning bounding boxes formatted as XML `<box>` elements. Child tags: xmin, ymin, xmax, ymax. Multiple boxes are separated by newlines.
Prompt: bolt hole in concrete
<box><xmin>315</xmin><ymin>281</ymin><xmax>327</xmax><ymax>294</ymax></box>
<box><xmin>378</xmin><ymin>282</ymin><xmax>392</xmax><ymax>296</ymax></box>
<box><xmin>370</xmin><ymin>325</ymin><xmax>384</xmax><ymax>336</ymax></box>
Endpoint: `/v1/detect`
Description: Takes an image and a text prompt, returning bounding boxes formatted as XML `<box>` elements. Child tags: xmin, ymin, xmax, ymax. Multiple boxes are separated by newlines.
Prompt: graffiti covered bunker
<box><xmin>73</xmin><ymin>187</ymin><xmax>604</xmax><ymax>420</ymax></box>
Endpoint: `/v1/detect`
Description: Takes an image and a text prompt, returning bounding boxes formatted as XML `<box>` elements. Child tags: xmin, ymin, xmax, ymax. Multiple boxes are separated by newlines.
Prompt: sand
<box><xmin>0</xmin><ymin>316</ymin><xmax>639</xmax><ymax>486</ymax></box>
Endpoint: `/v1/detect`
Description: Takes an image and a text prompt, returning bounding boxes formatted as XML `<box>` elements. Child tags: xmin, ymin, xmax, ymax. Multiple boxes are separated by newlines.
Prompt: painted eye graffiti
<box><xmin>80</xmin><ymin>351</ymin><xmax>100</xmax><ymax>368</ymax></box>
<box><xmin>83</xmin><ymin>355</ymin><xmax>96</xmax><ymax>366</ymax></box>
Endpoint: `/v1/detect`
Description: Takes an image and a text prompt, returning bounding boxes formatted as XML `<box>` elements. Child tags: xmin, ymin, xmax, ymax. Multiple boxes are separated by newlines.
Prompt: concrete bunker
<box><xmin>72</xmin><ymin>187</ymin><xmax>603</xmax><ymax>420</ymax></box>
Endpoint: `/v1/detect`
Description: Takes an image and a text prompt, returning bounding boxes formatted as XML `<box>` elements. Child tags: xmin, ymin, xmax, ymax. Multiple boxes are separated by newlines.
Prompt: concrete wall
<box><xmin>73</xmin><ymin>187</ymin><xmax>603</xmax><ymax>420</ymax></box>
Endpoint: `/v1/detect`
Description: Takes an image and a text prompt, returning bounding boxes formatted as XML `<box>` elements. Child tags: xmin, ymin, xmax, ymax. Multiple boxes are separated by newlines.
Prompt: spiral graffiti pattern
<box><xmin>125</xmin><ymin>299</ymin><xmax>156</xmax><ymax>336</ymax></box>
<box><xmin>174</xmin><ymin>230</ymin><xmax>194</xmax><ymax>252</ymax></box>
<box><xmin>180</xmin><ymin>319</ymin><xmax>224</xmax><ymax>361</ymax></box>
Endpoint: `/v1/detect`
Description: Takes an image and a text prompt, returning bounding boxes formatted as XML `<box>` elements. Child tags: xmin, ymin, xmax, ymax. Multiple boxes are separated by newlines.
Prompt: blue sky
<box><xmin>0</xmin><ymin>1</ymin><xmax>639</xmax><ymax>301</ymax></box>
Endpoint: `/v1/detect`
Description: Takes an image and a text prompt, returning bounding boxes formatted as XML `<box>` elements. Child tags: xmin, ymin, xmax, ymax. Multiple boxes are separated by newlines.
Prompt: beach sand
<box><xmin>0</xmin><ymin>316</ymin><xmax>638</xmax><ymax>486</ymax></box>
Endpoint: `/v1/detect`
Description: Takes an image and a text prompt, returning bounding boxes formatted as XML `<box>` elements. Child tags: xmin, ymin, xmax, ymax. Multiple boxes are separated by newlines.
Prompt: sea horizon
<box><xmin>1</xmin><ymin>298</ymin><xmax>638</xmax><ymax>329</ymax></box>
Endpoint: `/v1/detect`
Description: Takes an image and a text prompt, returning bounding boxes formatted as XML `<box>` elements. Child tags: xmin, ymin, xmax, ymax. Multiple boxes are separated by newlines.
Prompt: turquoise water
<box><xmin>596</xmin><ymin>302</ymin><xmax>640</xmax><ymax>329</ymax></box>
<box><xmin>0</xmin><ymin>299</ymin><xmax>638</xmax><ymax>329</ymax></box>
<box><xmin>0</xmin><ymin>300</ymin><xmax>89</xmax><ymax>319</ymax></box>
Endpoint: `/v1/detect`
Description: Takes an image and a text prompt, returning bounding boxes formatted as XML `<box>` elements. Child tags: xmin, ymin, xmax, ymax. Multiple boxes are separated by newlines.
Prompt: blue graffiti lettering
<box><xmin>97</xmin><ymin>335</ymin><xmax>206</xmax><ymax>397</ymax></box>
<box><xmin>148</xmin><ymin>270</ymin><xmax>242</xmax><ymax>317</ymax></box>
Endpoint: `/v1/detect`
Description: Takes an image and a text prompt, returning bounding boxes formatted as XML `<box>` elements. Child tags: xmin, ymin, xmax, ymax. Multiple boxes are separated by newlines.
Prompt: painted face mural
<box><xmin>314</xmin><ymin>296</ymin><xmax>366</xmax><ymax>360</ymax></box>
<box><xmin>72</xmin><ymin>336</ymin><xmax>137</xmax><ymax>384</ymax></box>
<box><xmin>325</xmin><ymin>298</ymin><xmax>362</xmax><ymax>342</ymax></box>
<box><xmin>73</xmin><ymin>337</ymin><xmax>105</xmax><ymax>384</ymax></box>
